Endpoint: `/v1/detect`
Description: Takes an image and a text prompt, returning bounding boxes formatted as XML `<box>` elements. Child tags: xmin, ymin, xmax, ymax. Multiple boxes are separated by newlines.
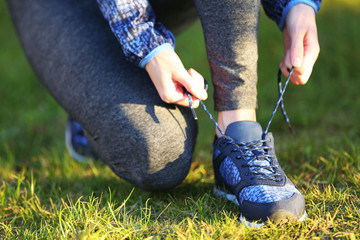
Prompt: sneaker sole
<box><xmin>213</xmin><ymin>186</ymin><xmax>307</xmax><ymax>227</ymax></box>
<box><xmin>65</xmin><ymin>122</ymin><xmax>92</xmax><ymax>163</ymax></box>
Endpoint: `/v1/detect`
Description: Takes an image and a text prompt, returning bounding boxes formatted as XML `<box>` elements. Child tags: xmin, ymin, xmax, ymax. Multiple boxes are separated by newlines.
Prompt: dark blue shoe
<box><xmin>65</xmin><ymin>118</ymin><xmax>96</xmax><ymax>162</ymax></box>
<box><xmin>213</xmin><ymin>121</ymin><xmax>306</xmax><ymax>227</ymax></box>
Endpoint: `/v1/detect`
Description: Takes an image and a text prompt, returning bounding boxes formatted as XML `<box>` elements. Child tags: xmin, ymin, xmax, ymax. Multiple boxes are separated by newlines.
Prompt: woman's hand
<box><xmin>280</xmin><ymin>3</ymin><xmax>320</xmax><ymax>85</ymax></box>
<box><xmin>145</xmin><ymin>48</ymin><xmax>208</xmax><ymax>107</ymax></box>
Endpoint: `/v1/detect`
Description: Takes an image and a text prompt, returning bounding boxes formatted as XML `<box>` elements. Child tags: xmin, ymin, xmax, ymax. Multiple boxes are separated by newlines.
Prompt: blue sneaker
<box><xmin>65</xmin><ymin>118</ymin><xmax>97</xmax><ymax>162</ymax></box>
<box><xmin>213</xmin><ymin>121</ymin><xmax>306</xmax><ymax>227</ymax></box>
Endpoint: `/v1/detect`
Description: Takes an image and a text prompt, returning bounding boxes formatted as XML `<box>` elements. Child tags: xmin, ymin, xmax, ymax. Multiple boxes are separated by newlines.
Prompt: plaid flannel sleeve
<box><xmin>261</xmin><ymin>0</ymin><xmax>322</xmax><ymax>30</ymax></box>
<box><xmin>97</xmin><ymin>0</ymin><xmax>175</xmax><ymax>67</ymax></box>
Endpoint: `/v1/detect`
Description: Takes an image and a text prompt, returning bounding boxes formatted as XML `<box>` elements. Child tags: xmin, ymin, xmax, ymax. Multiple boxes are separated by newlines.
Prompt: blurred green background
<box><xmin>1</xmin><ymin>0</ymin><xmax>360</xmax><ymax>238</ymax></box>
<box><xmin>1</xmin><ymin>0</ymin><xmax>359</xmax><ymax>162</ymax></box>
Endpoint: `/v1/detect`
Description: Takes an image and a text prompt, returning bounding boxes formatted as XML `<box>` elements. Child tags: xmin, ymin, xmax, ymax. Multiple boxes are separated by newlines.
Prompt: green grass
<box><xmin>1</xmin><ymin>0</ymin><xmax>360</xmax><ymax>239</ymax></box>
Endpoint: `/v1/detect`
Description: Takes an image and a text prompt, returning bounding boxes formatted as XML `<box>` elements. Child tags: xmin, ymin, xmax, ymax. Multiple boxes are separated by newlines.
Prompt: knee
<box><xmin>99</xmin><ymin>137</ymin><xmax>194</xmax><ymax>191</ymax></box>
<box><xmin>134</xmin><ymin>153</ymin><xmax>193</xmax><ymax>191</ymax></box>
<box><xmin>85</xmin><ymin>105</ymin><xmax>198</xmax><ymax>191</ymax></box>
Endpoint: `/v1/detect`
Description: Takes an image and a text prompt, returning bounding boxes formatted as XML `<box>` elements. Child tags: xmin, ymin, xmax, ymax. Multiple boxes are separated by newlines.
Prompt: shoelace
<box><xmin>220</xmin><ymin>138</ymin><xmax>281</xmax><ymax>181</ymax></box>
<box><xmin>187</xmin><ymin>80</ymin><xmax>226</xmax><ymax>136</ymax></box>
<box><xmin>237</xmin><ymin>140</ymin><xmax>281</xmax><ymax>181</ymax></box>
<box><xmin>186</xmin><ymin>67</ymin><xmax>294</xmax><ymax>137</ymax></box>
<box><xmin>264</xmin><ymin>67</ymin><xmax>295</xmax><ymax>135</ymax></box>
<box><xmin>186</xmin><ymin>67</ymin><xmax>295</xmax><ymax>180</ymax></box>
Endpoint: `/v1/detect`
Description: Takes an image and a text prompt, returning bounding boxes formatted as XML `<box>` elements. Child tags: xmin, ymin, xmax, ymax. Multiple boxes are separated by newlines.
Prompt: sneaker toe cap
<box><xmin>240</xmin><ymin>192</ymin><xmax>306</xmax><ymax>224</ymax></box>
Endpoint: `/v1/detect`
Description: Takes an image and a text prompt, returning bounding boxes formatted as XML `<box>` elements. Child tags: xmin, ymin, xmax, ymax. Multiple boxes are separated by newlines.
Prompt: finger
<box><xmin>190</xmin><ymin>98</ymin><xmax>200</xmax><ymax>108</ymax></box>
<box><xmin>175</xmin><ymin>69</ymin><xmax>208</xmax><ymax>101</ymax></box>
<box><xmin>300</xmin><ymin>37</ymin><xmax>320</xmax><ymax>78</ymax></box>
<box><xmin>280</xmin><ymin>57</ymin><xmax>289</xmax><ymax>77</ymax></box>
<box><xmin>280</xmin><ymin>52</ymin><xmax>301</xmax><ymax>85</ymax></box>
<box><xmin>157</xmin><ymin>75</ymin><xmax>202</xmax><ymax>108</ymax></box>
<box><xmin>291</xmin><ymin>34</ymin><xmax>319</xmax><ymax>85</ymax></box>
<box><xmin>188</xmin><ymin>68</ymin><xmax>207</xmax><ymax>103</ymax></box>
<box><xmin>280</xmin><ymin>58</ymin><xmax>305</xmax><ymax>85</ymax></box>
<box><xmin>284</xmin><ymin>51</ymin><xmax>307</xmax><ymax>85</ymax></box>
<box><xmin>289</xmin><ymin>68</ymin><xmax>309</xmax><ymax>85</ymax></box>
<box><xmin>188</xmin><ymin>68</ymin><xmax>205</xmax><ymax>89</ymax></box>
<box><xmin>174</xmin><ymin>88</ymin><xmax>201</xmax><ymax>108</ymax></box>
<box><xmin>172</xmin><ymin>93</ymin><xmax>200</xmax><ymax>108</ymax></box>
<box><xmin>161</xmin><ymin>87</ymin><xmax>189</xmax><ymax>107</ymax></box>
<box><xmin>290</xmin><ymin>33</ymin><xmax>304</xmax><ymax>68</ymax></box>
<box><xmin>288</xmin><ymin>32</ymin><xmax>306</xmax><ymax>84</ymax></box>
<box><xmin>155</xmin><ymin>75</ymin><xmax>185</xmax><ymax>104</ymax></box>
<box><xmin>170</xmin><ymin>81</ymin><xmax>201</xmax><ymax>108</ymax></box>
<box><xmin>173</xmin><ymin>97</ymin><xmax>191</xmax><ymax>107</ymax></box>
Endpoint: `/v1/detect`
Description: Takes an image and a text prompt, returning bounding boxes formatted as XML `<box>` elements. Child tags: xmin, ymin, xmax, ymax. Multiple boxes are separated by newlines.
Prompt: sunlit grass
<box><xmin>1</xmin><ymin>0</ymin><xmax>360</xmax><ymax>239</ymax></box>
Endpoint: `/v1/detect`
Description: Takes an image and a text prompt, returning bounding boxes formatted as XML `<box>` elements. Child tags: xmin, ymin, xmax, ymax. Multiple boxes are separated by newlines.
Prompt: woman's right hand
<box><xmin>145</xmin><ymin>48</ymin><xmax>208</xmax><ymax>108</ymax></box>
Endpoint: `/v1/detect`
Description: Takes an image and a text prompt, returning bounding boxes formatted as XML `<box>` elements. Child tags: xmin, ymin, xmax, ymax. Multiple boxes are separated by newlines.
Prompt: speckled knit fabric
<box><xmin>6</xmin><ymin>0</ymin><xmax>197</xmax><ymax>191</ymax></box>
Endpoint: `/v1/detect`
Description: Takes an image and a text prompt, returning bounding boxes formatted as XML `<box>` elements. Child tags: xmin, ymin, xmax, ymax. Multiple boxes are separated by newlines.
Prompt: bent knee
<box><xmin>134</xmin><ymin>155</ymin><xmax>192</xmax><ymax>191</ymax></box>
<box><xmin>106</xmin><ymin>146</ymin><xmax>193</xmax><ymax>191</ymax></box>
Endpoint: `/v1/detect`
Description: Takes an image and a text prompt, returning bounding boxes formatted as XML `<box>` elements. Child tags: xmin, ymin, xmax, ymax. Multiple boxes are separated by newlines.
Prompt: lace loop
<box><xmin>186</xmin><ymin>67</ymin><xmax>295</xmax><ymax>137</ymax></box>
<box><xmin>186</xmin><ymin>67</ymin><xmax>295</xmax><ymax>182</ymax></box>
<box><xmin>234</xmin><ymin>139</ymin><xmax>280</xmax><ymax>181</ymax></box>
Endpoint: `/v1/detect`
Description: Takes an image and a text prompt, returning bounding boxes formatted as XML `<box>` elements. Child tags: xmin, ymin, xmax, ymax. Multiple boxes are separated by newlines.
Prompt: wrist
<box><xmin>280</xmin><ymin>1</ymin><xmax>318</xmax><ymax>30</ymax></box>
<box><xmin>140</xmin><ymin>43</ymin><xmax>174</xmax><ymax>68</ymax></box>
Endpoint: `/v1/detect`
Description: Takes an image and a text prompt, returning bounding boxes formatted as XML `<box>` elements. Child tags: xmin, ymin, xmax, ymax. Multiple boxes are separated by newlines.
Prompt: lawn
<box><xmin>1</xmin><ymin>0</ymin><xmax>360</xmax><ymax>239</ymax></box>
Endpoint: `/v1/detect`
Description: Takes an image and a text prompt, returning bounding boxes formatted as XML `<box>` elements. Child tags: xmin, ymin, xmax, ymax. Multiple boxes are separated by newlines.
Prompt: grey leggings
<box><xmin>6</xmin><ymin>0</ymin><xmax>259</xmax><ymax>190</ymax></box>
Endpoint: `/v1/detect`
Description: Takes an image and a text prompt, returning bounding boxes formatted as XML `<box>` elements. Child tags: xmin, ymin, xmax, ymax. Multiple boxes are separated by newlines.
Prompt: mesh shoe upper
<box><xmin>213</xmin><ymin>121</ymin><xmax>305</xmax><ymax>224</ymax></box>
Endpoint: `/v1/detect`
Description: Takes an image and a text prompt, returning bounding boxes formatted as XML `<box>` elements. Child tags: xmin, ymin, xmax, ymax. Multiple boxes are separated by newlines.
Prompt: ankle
<box><xmin>217</xmin><ymin>109</ymin><xmax>256</xmax><ymax>137</ymax></box>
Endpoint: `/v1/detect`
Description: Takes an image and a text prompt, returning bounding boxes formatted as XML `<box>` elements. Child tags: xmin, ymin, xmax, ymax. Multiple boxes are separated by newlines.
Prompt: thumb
<box><xmin>290</xmin><ymin>35</ymin><xmax>304</xmax><ymax>68</ymax></box>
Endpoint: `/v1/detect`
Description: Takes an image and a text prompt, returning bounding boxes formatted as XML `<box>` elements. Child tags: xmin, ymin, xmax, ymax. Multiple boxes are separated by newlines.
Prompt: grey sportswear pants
<box><xmin>7</xmin><ymin>0</ymin><xmax>259</xmax><ymax>191</ymax></box>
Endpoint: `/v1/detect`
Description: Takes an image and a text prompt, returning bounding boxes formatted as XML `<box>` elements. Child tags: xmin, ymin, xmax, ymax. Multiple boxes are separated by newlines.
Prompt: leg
<box><xmin>193</xmin><ymin>0</ymin><xmax>259</xmax><ymax>134</ymax></box>
<box><xmin>6</xmin><ymin>0</ymin><xmax>197</xmax><ymax>191</ymax></box>
<box><xmin>194</xmin><ymin>0</ymin><xmax>306</xmax><ymax>226</ymax></box>
<box><xmin>194</xmin><ymin>0</ymin><xmax>260</xmax><ymax>112</ymax></box>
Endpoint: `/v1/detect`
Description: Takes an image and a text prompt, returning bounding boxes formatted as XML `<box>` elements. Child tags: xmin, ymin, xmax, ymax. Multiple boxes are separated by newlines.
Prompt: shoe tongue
<box><xmin>226</xmin><ymin>121</ymin><xmax>271</xmax><ymax>173</ymax></box>
<box><xmin>225</xmin><ymin>121</ymin><xmax>263</xmax><ymax>143</ymax></box>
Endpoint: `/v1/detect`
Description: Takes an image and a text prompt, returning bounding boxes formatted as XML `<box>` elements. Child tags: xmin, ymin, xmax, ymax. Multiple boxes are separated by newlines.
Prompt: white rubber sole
<box><xmin>213</xmin><ymin>186</ymin><xmax>307</xmax><ymax>228</ymax></box>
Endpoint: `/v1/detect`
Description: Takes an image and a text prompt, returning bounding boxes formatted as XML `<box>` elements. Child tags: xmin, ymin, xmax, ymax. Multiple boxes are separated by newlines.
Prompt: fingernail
<box><xmin>201</xmin><ymin>91</ymin><xmax>208</xmax><ymax>100</ymax></box>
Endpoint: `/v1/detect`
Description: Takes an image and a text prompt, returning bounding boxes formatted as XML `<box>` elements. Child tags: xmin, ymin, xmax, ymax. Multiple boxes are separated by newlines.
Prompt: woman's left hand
<box><xmin>280</xmin><ymin>3</ymin><xmax>320</xmax><ymax>85</ymax></box>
